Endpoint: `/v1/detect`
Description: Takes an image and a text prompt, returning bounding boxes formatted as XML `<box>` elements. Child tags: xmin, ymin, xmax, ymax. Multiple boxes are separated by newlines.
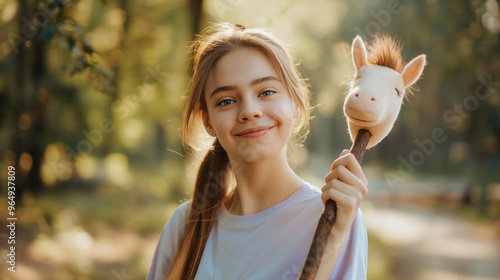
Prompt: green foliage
<box><xmin>1</xmin><ymin>0</ymin><xmax>499</xmax><ymax>278</ymax></box>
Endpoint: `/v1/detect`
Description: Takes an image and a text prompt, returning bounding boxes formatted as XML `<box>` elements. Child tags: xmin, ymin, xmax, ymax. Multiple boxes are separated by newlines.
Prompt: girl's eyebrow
<box><xmin>209</xmin><ymin>76</ymin><xmax>280</xmax><ymax>98</ymax></box>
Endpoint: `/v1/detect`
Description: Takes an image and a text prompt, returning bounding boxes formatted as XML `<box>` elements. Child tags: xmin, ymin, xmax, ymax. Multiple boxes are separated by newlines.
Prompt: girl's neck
<box><xmin>225</xmin><ymin>148</ymin><xmax>304</xmax><ymax>216</ymax></box>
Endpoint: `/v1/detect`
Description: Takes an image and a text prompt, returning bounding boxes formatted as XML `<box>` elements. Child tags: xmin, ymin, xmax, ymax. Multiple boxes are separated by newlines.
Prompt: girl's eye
<box><xmin>216</xmin><ymin>90</ymin><xmax>275</xmax><ymax>106</ymax></box>
<box><xmin>395</xmin><ymin>88</ymin><xmax>401</xmax><ymax>97</ymax></box>
<box><xmin>217</xmin><ymin>99</ymin><xmax>235</xmax><ymax>106</ymax></box>
<box><xmin>260</xmin><ymin>90</ymin><xmax>276</xmax><ymax>97</ymax></box>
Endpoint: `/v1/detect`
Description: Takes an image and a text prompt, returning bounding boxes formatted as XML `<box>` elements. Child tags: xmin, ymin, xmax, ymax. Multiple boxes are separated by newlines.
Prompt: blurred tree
<box><xmin>6</xmin><ymin>0</ymin><xmax>113</xmax><ymax>202</ymax></box>
<box><xmin>189</xmin><ymin>0</ymin><xmax>203</xmax><ymax>35</ymax></box>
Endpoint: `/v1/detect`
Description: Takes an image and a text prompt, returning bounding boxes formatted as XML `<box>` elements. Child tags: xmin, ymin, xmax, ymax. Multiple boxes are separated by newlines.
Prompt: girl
<box><xmin>147</xmin><ymin>22</ymin><xmax>368</xmax><ymax>280</ymax></box>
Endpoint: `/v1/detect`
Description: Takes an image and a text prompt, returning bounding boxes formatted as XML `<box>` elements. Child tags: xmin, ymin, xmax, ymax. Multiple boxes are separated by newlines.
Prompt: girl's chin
<box><xmin>228</xmin><ymin>145</ymin><xmax>286</xmax><ymax>164</ymax></box>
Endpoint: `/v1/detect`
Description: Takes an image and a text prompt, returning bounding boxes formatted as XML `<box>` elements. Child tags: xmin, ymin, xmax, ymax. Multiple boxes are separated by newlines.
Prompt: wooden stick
<box><xmin>298</xmin><ymin>129</ymin><xmax>372</xmax><ymax>280</ymax></box>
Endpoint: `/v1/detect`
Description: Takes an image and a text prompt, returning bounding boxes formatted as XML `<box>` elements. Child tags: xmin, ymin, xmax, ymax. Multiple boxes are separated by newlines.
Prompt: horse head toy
<box><xmin>345</xmin><ymin>34</ymin><xmax>427</xmax><ymax>151</ymax></box>
<box><xmin>299</xmin><ymin>34</ymin><xmax>427</xmax><ymax>280</ymax></box>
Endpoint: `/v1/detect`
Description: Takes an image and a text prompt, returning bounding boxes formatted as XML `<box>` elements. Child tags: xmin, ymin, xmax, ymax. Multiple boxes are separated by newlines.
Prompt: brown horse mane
<box><xmin>344</xmin><ymin>33</ymin><xmax>414</xmax><ymax>103</ymax></box>
<box><xmin>367</xmin><ymin>33</ymin><xmax>403</xmax><ymax>73</ymax></box>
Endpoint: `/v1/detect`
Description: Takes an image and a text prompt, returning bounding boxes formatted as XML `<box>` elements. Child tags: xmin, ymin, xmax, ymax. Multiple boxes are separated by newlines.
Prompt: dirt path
<box><xmin>362</xmin><ymin>201</ymin><xmax>500</xmax><ymax>280</ymax></box>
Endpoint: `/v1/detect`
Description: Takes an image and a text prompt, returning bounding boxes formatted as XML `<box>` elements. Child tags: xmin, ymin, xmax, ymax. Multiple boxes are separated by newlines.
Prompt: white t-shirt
<box><xmin>147</xmin><ymin>181</ymin><xmax>368</xmax><ymax>280</ymax></box>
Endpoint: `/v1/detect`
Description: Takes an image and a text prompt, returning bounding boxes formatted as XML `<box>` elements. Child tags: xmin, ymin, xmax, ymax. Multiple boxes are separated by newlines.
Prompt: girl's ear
<box><xmin>201</xmin><ymin>110</ymin><xmax>211</xmax><ymax>129</ymax></box>
<box><xmin>352</xmin><ymin>35</ymin><xmax>368</xmax><ymax>72</ymax></box>
<box><xmin>202</xmin><ymin>109</ymin><xmax>216</xmax><ymax>136</ymax></box>
<box><xmin>402</xmin><ymin>54</ymin><xmax>427</xmax><ymax>88</ymax></box>
<box><xmin>293</xmin><ymin>106</ymin><xmax>300</xmax><ymax>119</ymax></box>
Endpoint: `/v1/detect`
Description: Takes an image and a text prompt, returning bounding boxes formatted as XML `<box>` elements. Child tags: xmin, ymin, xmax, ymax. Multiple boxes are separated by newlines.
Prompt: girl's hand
<box><xmin>321</xmin><ymin>149</ymin><xmax>368</xmax><ymax>239</ymax></box>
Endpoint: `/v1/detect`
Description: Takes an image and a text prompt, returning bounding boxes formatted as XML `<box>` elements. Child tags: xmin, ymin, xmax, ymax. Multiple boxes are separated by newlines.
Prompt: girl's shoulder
<box><xmin>147</xmin><ymin>200</ymin><xmax>192</xmax><ymax>280</ymax></box>
<box><xmin>166</xmin><ymin>200</ymin><xmax>191</xmax><ymax>229</ymax></box>
<box><xmin>156</xmin><ymin>200</ymin><xmax>191</xmax><ymax>253</ymax></box>
<box><xmin>302</xmin><ymin>181</ymin><xmax>323</xmax><ymax>196</ymax></box>
<box><xmin>291</xmin><ymin>181</ymin><xmax>324</xmax><ymax>206</ymax></box>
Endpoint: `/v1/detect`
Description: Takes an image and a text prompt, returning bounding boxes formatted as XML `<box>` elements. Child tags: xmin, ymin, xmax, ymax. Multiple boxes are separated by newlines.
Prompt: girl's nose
<box><xmin>238</xmin><ymin>107</ymin><xmax>262</xmax><ymax>122</ymax></box>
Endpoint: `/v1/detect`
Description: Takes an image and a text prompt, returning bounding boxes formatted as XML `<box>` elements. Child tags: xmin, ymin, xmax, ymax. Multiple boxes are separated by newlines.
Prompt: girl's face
<box><xmin>203</xmin><ymin>47</ymin><xmax>298</xmax><ymax>162</ymax></box>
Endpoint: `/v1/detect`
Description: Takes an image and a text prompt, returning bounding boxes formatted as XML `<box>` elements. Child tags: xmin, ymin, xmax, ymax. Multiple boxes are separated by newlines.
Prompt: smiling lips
<box><xmin>236</xmin><ymin>125</ymin><xmax>275</xmax><ymax>138</ymax></box>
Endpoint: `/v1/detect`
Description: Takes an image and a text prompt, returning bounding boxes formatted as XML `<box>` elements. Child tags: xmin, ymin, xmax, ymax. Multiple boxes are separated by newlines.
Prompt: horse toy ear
<box><xmin>352</xmin><ymin>35</ymin><xmax>368</xmax><ymax>73</ymax></box>
<box><xmin>402</xmin><ymin>54</ymin><xmax>427</xmax><ymax>88</ymax></box>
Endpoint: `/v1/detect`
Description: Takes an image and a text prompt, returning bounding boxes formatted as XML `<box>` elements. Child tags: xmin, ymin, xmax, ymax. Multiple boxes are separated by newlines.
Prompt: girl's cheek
<box><xmin>213</xmin><ymin>114</ymin><xmax>235</xmax><ymax>130</ymax></box>
<box><xmin>272</xmin><ymin>103</ymin><xmax>294</xmax><ymax>125</ymax></box>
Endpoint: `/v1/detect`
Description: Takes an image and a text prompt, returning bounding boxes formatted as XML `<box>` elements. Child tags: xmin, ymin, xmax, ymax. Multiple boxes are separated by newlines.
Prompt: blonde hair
<box><xmin>164</xmin><ymin>22</ymin><xmax>313</xmax><ymax>280</ymax></box>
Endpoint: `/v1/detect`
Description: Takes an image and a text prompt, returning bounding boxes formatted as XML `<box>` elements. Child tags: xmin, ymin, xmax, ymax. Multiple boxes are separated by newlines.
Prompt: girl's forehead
<box><xmin>205</xmin><ymin>48</ymin><xmax>280</xmax><ymax>94</ymax></box>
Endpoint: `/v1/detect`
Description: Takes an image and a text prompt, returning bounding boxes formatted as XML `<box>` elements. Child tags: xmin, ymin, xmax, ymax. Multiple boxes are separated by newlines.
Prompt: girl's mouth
<box><xmin>238</xmin><ymin>126</ymin><xmax>274</xmax><ymax>138</ymax></box>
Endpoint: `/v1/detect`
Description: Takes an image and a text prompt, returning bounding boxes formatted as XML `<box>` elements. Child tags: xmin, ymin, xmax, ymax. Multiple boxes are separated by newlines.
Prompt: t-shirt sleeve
<box><xmin>329</xmin><ymin>208</ymin><xmax>368</xmax><ymax>280</ymax></box>
<box><xmin>146</xmin><ymin>200</ymin><xmax>191</xmax><ymax>280</ymax></box>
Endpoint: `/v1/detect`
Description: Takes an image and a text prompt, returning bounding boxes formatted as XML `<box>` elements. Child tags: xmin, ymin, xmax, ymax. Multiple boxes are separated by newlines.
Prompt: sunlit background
<box><xmin>0</xmin><ymin>0</ymin><xmax>499</xmax><ymax>279</ymax></box>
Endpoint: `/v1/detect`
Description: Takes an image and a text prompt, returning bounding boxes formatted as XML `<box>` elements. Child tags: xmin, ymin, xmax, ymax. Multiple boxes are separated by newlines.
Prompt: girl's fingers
<box><xmin>321</xmin><ymin>178</ymin><xmax>363</xmax><ymax>206</ymax></box>
<box><xmin>330</xmin><ymin>152</ymin><xmax>368</xmax><ymax>186</ymax></box>
<box><xmin>321</xmin><ymin>180</ymin><xmax>355</xmax><ymax>207</ymax></box>
<box><xmin>330</xmin><ymin>149</ymin><xmax>350</xmax><ymax>171</ymax></box>
<box><xmin>325</xmin><ymin>165</ymin><xmax>365</xmax><ymax>193</ymax></box>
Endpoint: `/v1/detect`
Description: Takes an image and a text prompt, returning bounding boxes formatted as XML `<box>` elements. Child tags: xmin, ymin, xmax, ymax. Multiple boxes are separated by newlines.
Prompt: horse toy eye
<box><xmin>395</xmin><ymin>88</ymin><xmax>400</xmax><ymax>96</ymax></box>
